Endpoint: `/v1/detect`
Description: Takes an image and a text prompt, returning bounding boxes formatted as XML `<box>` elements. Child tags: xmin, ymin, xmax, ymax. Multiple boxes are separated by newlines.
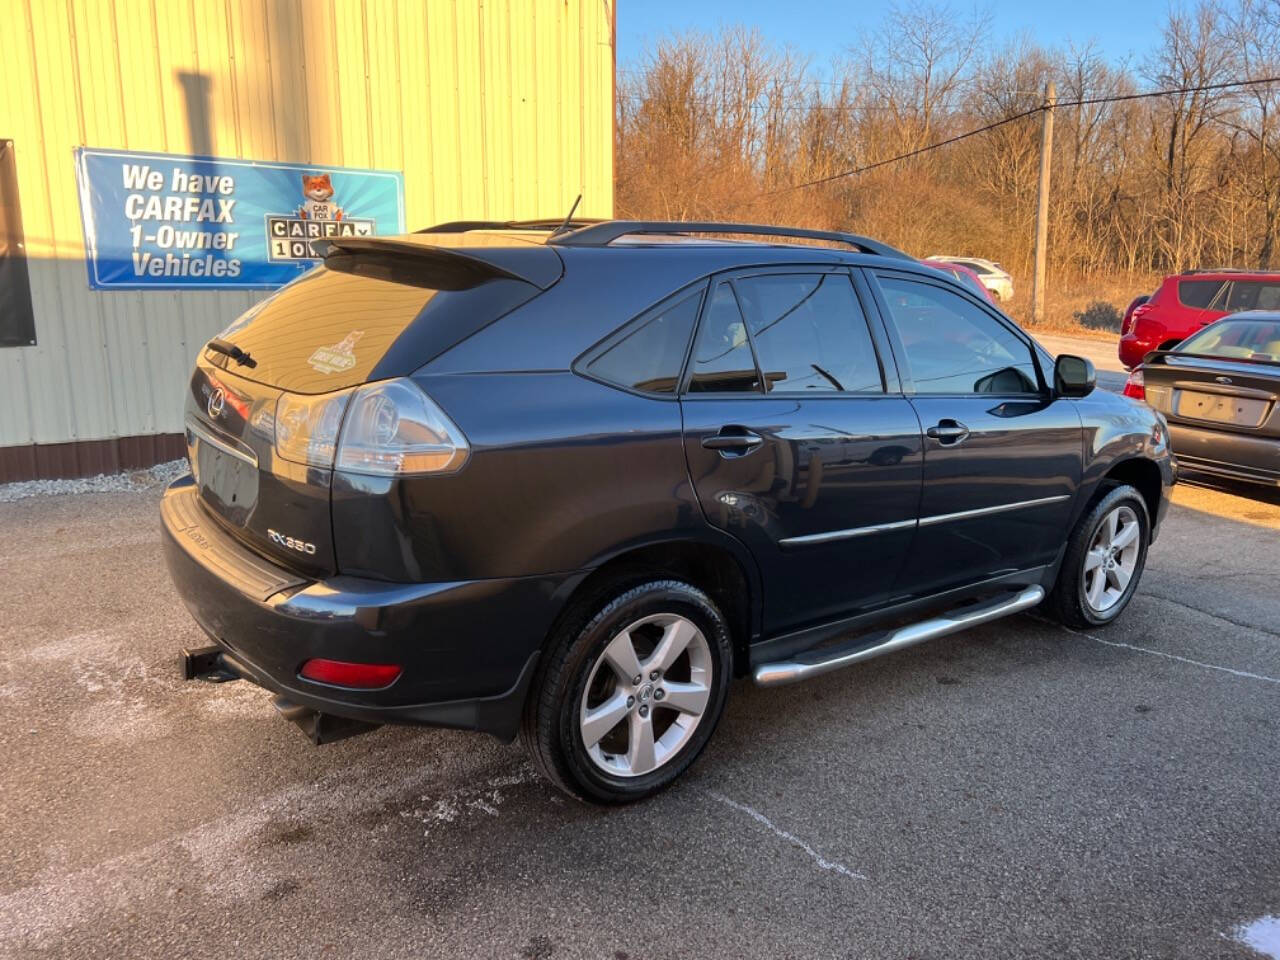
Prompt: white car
<box><xmin>926</xmin><ymin>256</ymin><xmax>1014</xmax><ymax>302</ymax></box>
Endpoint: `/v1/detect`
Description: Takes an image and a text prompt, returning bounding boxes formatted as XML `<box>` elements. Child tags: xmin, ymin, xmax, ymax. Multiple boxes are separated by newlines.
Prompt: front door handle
<box><xmin>926</xmin><ymin>419</ymin><xmax>970</xmax><ymax>445</ymax></box>
<box><xmin>702</xmin><ymin>427</ymin><xmax>765</xmax><ymax>455</ymax></box>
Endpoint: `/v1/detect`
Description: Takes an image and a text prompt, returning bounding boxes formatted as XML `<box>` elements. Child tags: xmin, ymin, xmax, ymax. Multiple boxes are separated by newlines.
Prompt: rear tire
<box><xmin>521</xmin><ymin>579</ymin><xmax>733</xmax><ymax>803</ymax></box>
<box><xmin>1045</xmin><ymin>484</ymin><xmax>1150</xmax><ymax>629</ymax></box>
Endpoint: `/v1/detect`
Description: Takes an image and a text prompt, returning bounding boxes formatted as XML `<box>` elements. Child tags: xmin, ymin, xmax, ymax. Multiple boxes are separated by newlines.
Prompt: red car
<box><xmin>1118</xmin><ymin>269</ymin><xmax>1280</xmax><ymax>369</ymax></box>
<box><xmin>921</xmin><ymin>261</ymin><xmax>997</xmax><ymax>304</ymax></box>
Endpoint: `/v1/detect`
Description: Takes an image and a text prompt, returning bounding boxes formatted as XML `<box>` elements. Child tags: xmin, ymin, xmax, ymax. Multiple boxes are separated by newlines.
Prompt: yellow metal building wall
<box><xmin>0</xmin><ymin>0</ymin><xmax>614</xmax><ymax>448</ymax></box>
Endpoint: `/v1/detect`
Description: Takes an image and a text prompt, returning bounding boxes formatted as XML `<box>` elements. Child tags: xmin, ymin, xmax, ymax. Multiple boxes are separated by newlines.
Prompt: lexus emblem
<box><xmin>1215</xmin><ymin>376</ymin><xmax>1233</xmax><ymax>385</ymax></box>
<box><xmin>207</xmin><ymin>387</ymin><xmax>226</xmax><ymax>419</ymax></box>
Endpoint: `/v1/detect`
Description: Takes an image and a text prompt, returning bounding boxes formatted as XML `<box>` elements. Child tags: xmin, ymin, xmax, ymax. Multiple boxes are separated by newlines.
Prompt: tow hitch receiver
<box><xmin>182</xmin><ymin>645</ymin><xmax>239</xmax><ymax>683</ymax></box>
<box><xmin>272</xmin><ymin>697</ymin><xmax>382</xmax><ymax>746</ymax></box>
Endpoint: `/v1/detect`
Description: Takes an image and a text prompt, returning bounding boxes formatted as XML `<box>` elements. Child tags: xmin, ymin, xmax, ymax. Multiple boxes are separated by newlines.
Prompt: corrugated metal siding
<box><xmin>0</xmin><ymin>0</ymin><xmax>614</xmax><ymax>449</ymax></box>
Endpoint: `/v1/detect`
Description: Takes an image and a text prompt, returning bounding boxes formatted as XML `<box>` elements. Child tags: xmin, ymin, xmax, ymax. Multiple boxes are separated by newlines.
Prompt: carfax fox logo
<box><xmin>266</xmin><ymin>172</ymin><xmax>374</xmax><ymax>262</ymax></box>
<box><xmin>298</xmin><ymin>173</ymin><xmax>344</xmax><ymax>221</ymax></box>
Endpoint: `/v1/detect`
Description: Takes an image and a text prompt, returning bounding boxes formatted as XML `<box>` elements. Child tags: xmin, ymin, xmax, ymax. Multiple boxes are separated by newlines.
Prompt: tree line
<box><xmin>615</xmin><ymin>0</ymin><xmax>1280</xmax><ymax>294</ymax></box>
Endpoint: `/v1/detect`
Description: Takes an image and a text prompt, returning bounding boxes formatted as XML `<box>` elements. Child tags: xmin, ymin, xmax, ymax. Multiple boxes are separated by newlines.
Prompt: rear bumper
<box><xmin>1168</xmin><ymin>424</ymin><xmax>1280</xmax><ymax>486</ymax></box>
<box><xmin>161</xmin><ymin>477</ymin><xmax>575</xmax><ymax>740</ymax></box>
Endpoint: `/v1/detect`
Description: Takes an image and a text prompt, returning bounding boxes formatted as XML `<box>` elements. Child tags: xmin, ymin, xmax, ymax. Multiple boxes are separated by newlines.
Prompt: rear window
<box><xmin>209</xmin><ymin>260</ymin><xmax>537</xmax><ymax>393</ymax></box>
<box><xmin>1178</xmin><ymin>318</ymin><xmax>1280</xmax><ymax>360</ymax></box>
<box><xmin>1177</xmin><ymin>279</ymin><xmax>1226</xmax><ymax>309</ymax></box>
<box><xmin>583</xmin><ymin>287</ymin><xmax>703</xmax><ymax>394</ymax></box>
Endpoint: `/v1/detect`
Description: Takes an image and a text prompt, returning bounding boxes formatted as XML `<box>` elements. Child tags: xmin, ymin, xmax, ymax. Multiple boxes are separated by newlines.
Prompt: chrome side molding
<box><xmin>752</xmin><ymin>585</ymin><xmax>1045</xmax><ymax>687</ymax></box>
<box><xmin>778</xmin><ymin>495</ymin><xmax>1071</xmax><ymax>548</ymax></box>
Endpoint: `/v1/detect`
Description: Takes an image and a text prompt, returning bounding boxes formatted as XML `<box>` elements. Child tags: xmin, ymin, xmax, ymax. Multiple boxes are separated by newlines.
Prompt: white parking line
<box><xmin>708</xmin><ymin>791</ymin><xmax>867</xmax><ymax>881</ymax></box>
<box><xmin>1066</xmin><ymin>627</ymin><xmax>1280</xmax><ymax>686</ymax></box>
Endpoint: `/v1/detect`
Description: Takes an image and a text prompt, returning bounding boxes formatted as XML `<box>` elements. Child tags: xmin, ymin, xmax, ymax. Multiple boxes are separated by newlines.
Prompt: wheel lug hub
<box><xmin>649</xmin><ymin>670</ymin><xmax>659</xmax><ymax>681</ymax></box>
<box><xmin>638</xmin><ymin>705</ymin><xmax>648</xmax><ymax>718</ymax></box>
<box><xmin>626</xmin><ymin>695</ymin><xmax>635</xmax><ymax>708</ymax></box>
<box><xmin>632</xmin><ymin>675</ymin><xmax>642</xmax><ymax>686</ymax></box>
<box><xmin>654</xmin><ymin>688</ymin><xmax>665</xmax><ymax>701</ymax></box>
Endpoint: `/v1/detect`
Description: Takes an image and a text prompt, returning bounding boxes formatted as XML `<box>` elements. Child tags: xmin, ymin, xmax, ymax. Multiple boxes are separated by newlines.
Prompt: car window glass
<box><xmin>732</xmin><ymin>273</ymin><xmax>882</xmax><ymax>393</ymax></box>
<box><xmin>687</xmin><ymin>283</ymin><xmax>761</xmax><ymax>393</ymax></box>
<box><xmin>1179</xmin><ymin>319</ymin><xmax>1280</xmax><ymax>360</ymax></box>
<box><xmin>586</xmin><ymin>289</ymin><xmax>701</xmax><ymax>393</ymax></box>
<box><xmin>1178</xmin><ymin>279</ymin><xmax>1226</xmax><ymax>309</ymax></box>
<box><xmin>1226</xmin><ymin>281</ymin><xmax>1280</xmax><ymax>312</ymax></box>
<box><xmin>877</xmin><ymin>276</ymin><xmax>1039</xmax><ymax>394</ymax></box>
<box><xmin>960</xmin><ymin>261</ymin><xmax>992</xmax><ymax>275</ymax></box>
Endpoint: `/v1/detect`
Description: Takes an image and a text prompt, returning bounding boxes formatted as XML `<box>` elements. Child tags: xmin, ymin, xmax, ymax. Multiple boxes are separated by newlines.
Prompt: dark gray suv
<box><xmin>163</xmin><ymin>220</ymin><xmax>1176</xmax><ymax>803</ymax></box>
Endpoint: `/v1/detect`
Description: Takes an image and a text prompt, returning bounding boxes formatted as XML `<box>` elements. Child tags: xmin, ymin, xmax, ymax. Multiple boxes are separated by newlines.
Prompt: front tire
<box><xmin>521</xmin><ymin>579</ymin><xmax>733</xmax><ymax>803</ymax></box>
<box><xmin>1045</xmin><ymin>484</ymin><xmax>1150</xmax><ymax>629</ymax></box>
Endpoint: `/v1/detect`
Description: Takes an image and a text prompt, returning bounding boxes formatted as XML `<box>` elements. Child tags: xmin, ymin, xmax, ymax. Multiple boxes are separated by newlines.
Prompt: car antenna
<box><xmin>549</xmin><ymin>194</ymin><xmax>583</xmax><ymax>238</ymax></box>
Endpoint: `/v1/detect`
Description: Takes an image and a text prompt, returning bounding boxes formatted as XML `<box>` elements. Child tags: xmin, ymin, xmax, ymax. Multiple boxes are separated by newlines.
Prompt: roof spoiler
<box><xmin>314</xmin><ymin>236</ymin><xmax>562</xmax><ymax>290</ymax></box>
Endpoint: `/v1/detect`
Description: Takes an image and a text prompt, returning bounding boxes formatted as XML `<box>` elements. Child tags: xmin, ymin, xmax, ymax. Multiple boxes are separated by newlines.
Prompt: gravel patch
<box><xmin>0</xmin><ymin>460</ymin><xmax>187</xmax><ymax>503</ymax></box>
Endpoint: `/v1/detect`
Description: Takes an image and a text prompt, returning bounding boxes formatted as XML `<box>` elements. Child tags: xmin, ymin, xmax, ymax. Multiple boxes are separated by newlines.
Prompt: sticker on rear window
<box><xmin>308</xmin><ymin>331</ymin><xmax>364</xmax><ymax>374</ymax></box>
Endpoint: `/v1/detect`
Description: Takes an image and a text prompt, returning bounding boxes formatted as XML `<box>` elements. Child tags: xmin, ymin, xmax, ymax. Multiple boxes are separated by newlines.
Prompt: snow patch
<box><xmin>1234</xmin><ymin>916</ymin><xmax>1280</xmax><ymax>959</ymax></box>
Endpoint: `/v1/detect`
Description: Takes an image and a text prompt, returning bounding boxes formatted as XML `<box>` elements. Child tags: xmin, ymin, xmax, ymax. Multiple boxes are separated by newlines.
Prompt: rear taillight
<box><xmin>336</xmin><ymin>378</ymin><xmax>470</xmax><ymax>476</ymax></box>
<box><xmin>274</xmin><ymin>390</ymin><xmax>351</xmax><ymax>467</ymax></box>
<box><xmin>1122</xmin><ymin>303</ymin><xmax>1151</xmax><ymax>337</ymax></box>
<box><xmin>273</xmin><ymin>377</ymin><xmax>469</xmax><ymax>475</ymax></box>
<box><xmin>299</xmin><ymin>658</ymin><xmax>402</xmax><ymax>689</ymax></box>
<box><xmin>1122</xmin><ymin>368</ymin><xmax>1146</xmax><ymax>401</ymax></box>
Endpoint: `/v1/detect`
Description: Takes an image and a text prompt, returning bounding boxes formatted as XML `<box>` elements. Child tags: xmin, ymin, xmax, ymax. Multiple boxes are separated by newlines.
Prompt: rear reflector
<box><xmin>299</xmin><ymin>658</ymin><xmax>402</xmax><ymax>689</ymax></box>
<box><xmin>1122</xmin><ymin>368</ymin><xmax>1146</xmax><ymax>401</ymax></box>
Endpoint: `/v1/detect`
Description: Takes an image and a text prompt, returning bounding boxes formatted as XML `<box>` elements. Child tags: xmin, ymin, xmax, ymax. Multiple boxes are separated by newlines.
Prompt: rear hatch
<box><xmin>184</xmin><ymin>233</ymin><xmax>561</xmax><ymax>576</ymax></box>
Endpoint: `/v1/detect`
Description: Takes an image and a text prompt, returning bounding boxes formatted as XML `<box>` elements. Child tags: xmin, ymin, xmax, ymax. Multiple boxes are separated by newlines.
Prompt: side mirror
<box><xmin>1054</xmin><ymin>354</ymin><xmax>1096</xmax><ymax>398</ymax></box>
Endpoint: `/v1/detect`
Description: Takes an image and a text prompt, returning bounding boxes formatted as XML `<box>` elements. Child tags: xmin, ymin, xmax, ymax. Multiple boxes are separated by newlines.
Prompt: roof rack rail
<box><xmin>416</xmin><ymin>218</ymin><xmax>604</xmax><ymax>234</ymax></box>
<box><xmin>547</xmin><ymin>220</ymin><xmax>913</xmax><ymax>259</ymax></box>
<box><xmin>1182</xmin><ymin>267</ymin><xmax>1280</xmax><ymax>275</ymax></box>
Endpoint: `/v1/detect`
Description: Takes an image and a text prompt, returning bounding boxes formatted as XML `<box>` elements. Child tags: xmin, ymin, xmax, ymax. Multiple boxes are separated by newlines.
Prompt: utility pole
<box><xmin>1031</xmin><ymin>81</ymin><xmax>1055</xmax><ymax>325</ymax></box>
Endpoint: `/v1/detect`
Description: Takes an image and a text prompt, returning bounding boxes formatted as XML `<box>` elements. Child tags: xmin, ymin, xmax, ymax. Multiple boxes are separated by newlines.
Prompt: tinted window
<box><xmin>957</xmin><ymin>261</ymin><xmax>992</xmax><ymax>275</ymax></box>
<box><xmin>878</xmin><ymin>276</ymin><xmax>1039</xmax><ymax>394</ymax></box>
<box><xmin>1226</xmin><ymin>280</ymin><xmax>1280</xmax><ymax>312</ymax></box>
<box><xmin>1178</xmin><ymin>279</ymin><xmax>1226</xmax><ymax>309</ymax></box>
<box><xmin>687</xmin><ymin>283</ymin><xmax>761</xmax><ymax>393</ymax></box>
<box><xmin>734</xmin><ymin>273</ymin><xmax>882</xmax><ymax>393</ymax></box>
<box><xmin>586</xmin><ymin>288</ymin><xmax>702</xmax><ymax>393</ymax></box>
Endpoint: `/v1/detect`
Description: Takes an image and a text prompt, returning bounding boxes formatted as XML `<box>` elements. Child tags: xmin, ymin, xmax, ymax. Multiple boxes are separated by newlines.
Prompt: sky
<box><xmin>617</xmin><ymin>0</ymin><xmax>1167</xmax><ymax>74</ymax></box>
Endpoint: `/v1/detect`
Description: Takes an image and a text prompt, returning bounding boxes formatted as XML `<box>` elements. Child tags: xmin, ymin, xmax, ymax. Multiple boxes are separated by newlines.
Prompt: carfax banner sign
<box><xmin>74</xmin><ymin>148</ymin><xmax>405</xmax><ymax>290</ymax></box>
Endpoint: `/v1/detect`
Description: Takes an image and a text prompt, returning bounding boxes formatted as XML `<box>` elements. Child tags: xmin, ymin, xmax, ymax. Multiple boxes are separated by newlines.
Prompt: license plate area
<box><xmin>1174</xmin><ymin>390</ymin><xmax>1269</xmax><ymax>427</ymax></box>
<box><xmin>186</xmin><ymin>419</ymin><xmax>260</xmax><ymax>526</ymax></box>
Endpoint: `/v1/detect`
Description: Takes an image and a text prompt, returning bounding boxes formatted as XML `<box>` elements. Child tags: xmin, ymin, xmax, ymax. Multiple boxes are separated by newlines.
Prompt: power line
<box><xmin>765</xmin><ymin>74</ymin><xmax>1280</xmax><ymax>195</ymax></box>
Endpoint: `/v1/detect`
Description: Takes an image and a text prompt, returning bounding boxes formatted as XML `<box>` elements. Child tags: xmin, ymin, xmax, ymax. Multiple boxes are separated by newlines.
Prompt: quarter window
<box><xmin>585</xmin><ymin>288</ymin><xmax>702</xmax><ymax>394</ymax></box>
<box><xmin>1177</xmin><ymin>279</ymin><xmax>1226</xmax><ymax>309</ymax></box>
<box><xmin>686</xmin><ymin>283</ymin><xmax>761</xmax><ymax>393</ymax></box>
<box><xmin>878</xmin><ymin>276</ymin><xmax>1039</xmax><ymax>395</ymax></box>
<box><xmin>733</xmin><ymin>273</ymin><xmax>883</xmax><ymax>393</ymax></box>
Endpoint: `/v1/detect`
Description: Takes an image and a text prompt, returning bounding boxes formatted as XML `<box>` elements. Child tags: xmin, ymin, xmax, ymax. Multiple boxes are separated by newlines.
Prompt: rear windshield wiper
<box><xmin>206</xmin><ymin>337</ymin><xmax>257</xmax><ymax>369</ymax></box>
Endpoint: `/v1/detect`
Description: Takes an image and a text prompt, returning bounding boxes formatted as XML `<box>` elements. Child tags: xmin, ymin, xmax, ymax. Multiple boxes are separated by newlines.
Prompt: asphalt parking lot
<box><xmin>2</xmin><ymin>466</ymin><xmax>1277</xmax><ymax>960</ymax></box>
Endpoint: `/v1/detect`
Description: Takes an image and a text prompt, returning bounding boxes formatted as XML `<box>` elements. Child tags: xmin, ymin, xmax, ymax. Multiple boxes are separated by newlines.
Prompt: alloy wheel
<box><xmin>1081</xmin><ymin>504</ymin><xmax>1141</xmax><ymax>614</ymax></box>
<box><xmin>578</xmin><ymin>613</ymin><xmax>713</xmax><ymax>778</ymax></box>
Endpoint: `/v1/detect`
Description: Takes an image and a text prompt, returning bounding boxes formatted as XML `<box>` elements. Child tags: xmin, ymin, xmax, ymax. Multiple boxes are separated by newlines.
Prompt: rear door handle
<box><xmin>702</xmin><ymin>428</ymin><xmax>765</xmax><ymax>455</ymax></box>
<box><xmin>926</xmin><ymin>419</ymin><xmax>970</xmax><ymax>445</ymax></box>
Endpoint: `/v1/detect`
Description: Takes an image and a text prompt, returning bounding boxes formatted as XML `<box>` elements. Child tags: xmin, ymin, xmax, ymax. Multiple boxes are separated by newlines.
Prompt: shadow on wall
<box><xmin>176</xmin><ymin>71</ymin><xmax>214</xmax><ymax>156</ymax></box>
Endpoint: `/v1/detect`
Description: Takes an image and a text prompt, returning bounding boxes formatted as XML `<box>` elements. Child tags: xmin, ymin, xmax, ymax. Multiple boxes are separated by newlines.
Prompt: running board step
<box><xmin>753</xmin><ymin>585</ymin><xmax>1045</xmax><ymax>687</ymax></box>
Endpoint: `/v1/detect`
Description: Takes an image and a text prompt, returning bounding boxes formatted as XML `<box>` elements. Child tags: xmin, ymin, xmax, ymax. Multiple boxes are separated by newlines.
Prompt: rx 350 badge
<box><xmin>268</xmin><ymin>529</ymin><xmax>317</xmax><ymax>556</ymax></box>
